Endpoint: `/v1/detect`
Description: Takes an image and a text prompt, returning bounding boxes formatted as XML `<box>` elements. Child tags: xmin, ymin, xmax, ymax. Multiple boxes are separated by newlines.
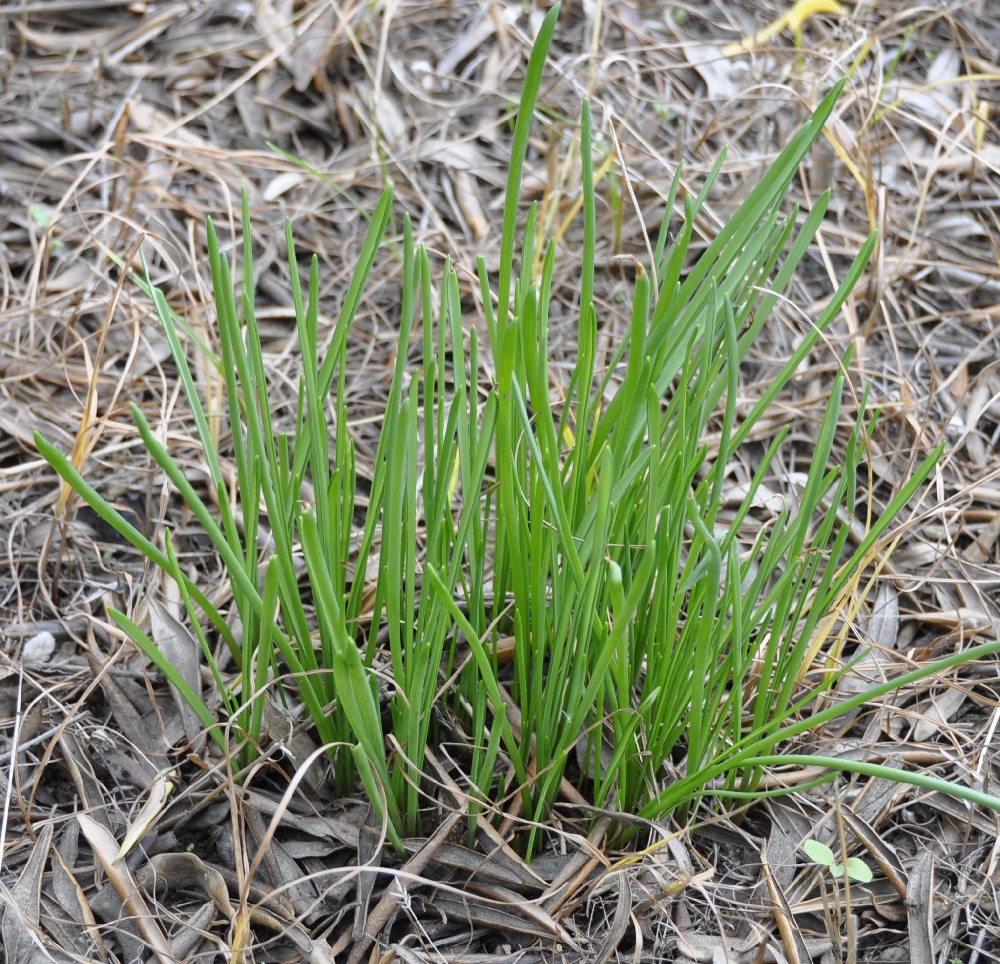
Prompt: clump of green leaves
<box><xmin>37</xmin><ymin>4</ymin><xmax>1000</xmax><ymax>848</ymax></box>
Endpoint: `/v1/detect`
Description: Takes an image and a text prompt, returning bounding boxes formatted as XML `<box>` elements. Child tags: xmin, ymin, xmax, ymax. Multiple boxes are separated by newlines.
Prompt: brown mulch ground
<box><xmin>2</xmin><ymin>1</ymin><xmax>1000</xmax><ymax>961</ymax></box>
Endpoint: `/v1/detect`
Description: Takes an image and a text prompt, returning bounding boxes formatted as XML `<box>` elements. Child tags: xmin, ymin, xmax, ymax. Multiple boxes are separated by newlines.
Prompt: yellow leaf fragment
<box><xmin>447</xmin><ymin>449</ymin><xmax>461</xmax><ymax>504</ymax></box>
<box><xmin>787</xmin><ymin>0</ymin><xmax>843</xmax><ymax>32</ymax></box>
<box><xmin>975</xmin><ymin>101</ymin><xmax>990</xmax><ymax>153</ymax></box>
<box><xmin>722</xmin><ymin>0</ymin><xmax>844</xmax><ymax>56</ymax></box>
<box><xmin>562</xmin><ymin>417</ymin><xmax>576</xmax><ymax>451</ymax></box>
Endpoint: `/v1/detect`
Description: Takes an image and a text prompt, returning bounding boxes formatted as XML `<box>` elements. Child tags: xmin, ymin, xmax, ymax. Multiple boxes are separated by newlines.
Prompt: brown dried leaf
<box><xmin>908</xmin><ymin>685</ymin><xmax>967</xmax><ymax>742</ymax></box>
<box><xmin>78</xmin><ymin>813</ymin><xmax>174</xmax><ymax>964</ymax></box>
<box><xmin>1</xmin><ymin>824</ymin><xmax>53</xmax><ymax>964</ymax></box>
<box><xmin>432</xmin><ymin>883</ymin><xmax>578</xmax><ymax>946</ymax></box>
<box><xmin>86</xmin><ymin>646</ymin><xmax>160</xmax><ymax>756</ymax></box>
<box><xmin>118</xmin><ymin>767</ymin><xmax>178</xmax><ymax>859</ymax></box>
<box><xmin>761</xmin><ymin>836</ymin><xmax>810</xmax><ymax>964</ymax></box>
<box><xmin>842</xmin><ymin>807</ymin><xmax>907</xmax><ymax>899</ymax></box>
<box><xmin>51</xmin><ymin>826</ymin><xmax>105</xmax><ymax>957</ymax></box>
<box><xmin>588</xmin><ymin>873</ymin><xmax>631</xmax><ymax>964</ymax></box>
<box><xmin>59</xmin><ymin>730</ymin><xmax>118</xmax><ymax>833</ymax></box>
<box><xmin>259</xmin><ymin>0</ymin><xmax>339</xmax><ymax>91</ymax></box>
<box><xmin>401</xmin><ymin>838</ymin><xmax>547</xmax><ymax>891</ymax></box>
<box><xmin>452</xmin><ymin>170</ymin><xmax>490</xmax><ymax>240</ymax></box>
<box><xmin>137</xmin><ymin>852</ymin><xmax>334</xmax><ymax>963</ymax></box>
<box><xmin>147</xmin><ymin>598</ymin><xmax>206</xmax><ymax>750</ymax></box>
<box><xmin>905</xmin><ymin>852</ymin><xmax>935</xmax><ymax>964</ymax></box>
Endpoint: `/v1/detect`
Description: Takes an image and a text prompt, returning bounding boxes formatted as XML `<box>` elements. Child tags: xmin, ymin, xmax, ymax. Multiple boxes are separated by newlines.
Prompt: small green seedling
<box><xmin>803</xmin><ymin>840</ymin><xmax>873</xmax><ymax>883</ymax></box>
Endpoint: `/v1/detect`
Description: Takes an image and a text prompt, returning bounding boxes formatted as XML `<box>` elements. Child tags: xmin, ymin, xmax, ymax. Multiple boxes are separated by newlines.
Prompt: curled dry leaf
<box><xmin>135</xmin><ymin>852</ymin><xmax>334</xmax><ymax>962</ymax></box>
<box><xmin>77</xmin><ymin>813</ymin><xmax>174</xmax><ymax>964</ymax></box>
<box><xmin>118</xmin><ymin>767</ymin><xmax>178</xmax><ymax>859</ymax></box>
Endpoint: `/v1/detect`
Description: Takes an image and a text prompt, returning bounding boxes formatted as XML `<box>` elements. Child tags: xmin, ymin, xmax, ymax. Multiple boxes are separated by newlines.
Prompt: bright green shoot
<box><xmin>36</xmin><ymin>2</ymin><xmax>1000</xmax><ymax>852</ymax></box>
<box><xmin>804</xmin><ymin>840</ymin><xmax>873</xmax><ymax>884</ymax></box>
